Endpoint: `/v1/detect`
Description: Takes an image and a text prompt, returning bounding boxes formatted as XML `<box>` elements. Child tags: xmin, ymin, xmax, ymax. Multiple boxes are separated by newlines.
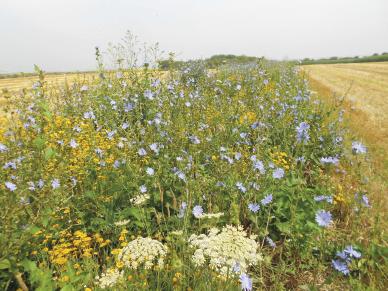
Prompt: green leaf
<box><xmin>44</xmin><ymin>147</ymin><xmax>56</xmax><ymax>160</ymax></box>
<box><xmin>33</xmin><ymin>137</ymin><xmax>46</xmax><ymax>149</ymax></box>
<box><xmin>61</xmin><ymin>284</ymin><xmax>75</xmax><ymax>291</ymax></box>
<box><xmin>126</xmin><ymin>207</ymin><xmax>143</xmax><ymax>220</ymax></box>
<box><xmin>276</xmin><ymin>222</ymin><xmax>291</xmax><ymax>235</ymax></box>
<box><xmin>29</xmin><ymin>225</ymin><xmax>41</xmax><ymax>235</ymax></box>
<box><xmin>0</xmin><ymin>259</ymin><xmax>11</xmax><ymax>270</ymax></box>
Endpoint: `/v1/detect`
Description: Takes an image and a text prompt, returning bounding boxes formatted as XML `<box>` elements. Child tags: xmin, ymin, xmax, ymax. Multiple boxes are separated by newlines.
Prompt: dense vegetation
<box><xmin>300</xmin><ymin>52</ymin><xmax>388</xmax><ymax>65</ymax></box>
<box><xmin>0</xmin><ymin>46</ymin><xmax>386</xmax><ymax>290</ymax></box>
<box><xmin>158</xmin><ymin>54</ymin><xmax>264</xmax><ymax>70</ymax></box>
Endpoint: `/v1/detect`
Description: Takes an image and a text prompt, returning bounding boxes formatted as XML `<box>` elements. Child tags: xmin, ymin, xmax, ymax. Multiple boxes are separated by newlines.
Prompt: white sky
<box><xmin>1</xmin><ymin>0</ymin><xmax>387</xmax><ymax>73</ymax></box>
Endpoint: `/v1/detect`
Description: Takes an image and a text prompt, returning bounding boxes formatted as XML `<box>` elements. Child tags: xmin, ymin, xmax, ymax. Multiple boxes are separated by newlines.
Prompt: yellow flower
<box><xmin>60</xmin><ymin>275</ymin><xmax>70</xmax><ymax>282</ymax></box>
<box><xmin>111</xmin><ymin>248</ymin><xmax>121</xmax><ymax>255</ymax></box>
<box><xmin>53</xmin><ymin>257</ymin><xmax>68</xmax><ymax>265</ymax></box>
<box><xmin>116</xmin><ymin>261</ymin><xmax>124</xmax><ymax>268</ymax></box>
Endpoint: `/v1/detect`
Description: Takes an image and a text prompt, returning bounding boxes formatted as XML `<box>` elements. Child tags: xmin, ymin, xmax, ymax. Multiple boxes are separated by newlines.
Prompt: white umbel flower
<box><xmin>188</xmin><ymin>225</ymin><xmax>262</xmax><ymax>276</ymax></box>
<box><xmin>201</xmin><ymin>212</ymin><xmax>224</xmax><ymax>219</ymax></box>
<box><xmin>95</xmin><ymin>268</ymin><xmax>123</xmax><ymax>289</ymax></box>
<box><xmin>114</xmin><ymin>219</ymin><xmax>130</xmax><ymax>226</ymax></box>
<box><xmin>130</xmin><ymin>194</ymin><xmax>150</xmax><ymax>205</ymax></box>
<box><xmin>118</xmin><ymin>237</ymin><xmax>168</xmax><ymax>270</ymax></box>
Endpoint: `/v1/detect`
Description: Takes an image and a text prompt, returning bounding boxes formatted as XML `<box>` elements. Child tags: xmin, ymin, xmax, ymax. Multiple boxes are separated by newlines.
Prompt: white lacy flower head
<box><xmin>114</xmin><ymin>219</ymin><xmax>130</xmax><ymax>226</ymax></box>
<box><xmin>95</xmin><ymin>268</ymin><xmax>124</xmax><ymax>289</ymax></box>
<box><xmin>188</xmin><ymin>225</ymin><xmax>262</xmax><ymax>276</ymax></box>
<box><xmin>118</xmin><ymin>237</ymin><xmax>168</xmax><ymax>270</ymax></box>
<box><xmin>130</xmin><ymin>194</ymin><xmax>150</xmax><ymax>205</ymax></box>
<box><xmin>201</xmin><ymin>212</ymin><xmax>224</xmax><ymax>219</ymax></box>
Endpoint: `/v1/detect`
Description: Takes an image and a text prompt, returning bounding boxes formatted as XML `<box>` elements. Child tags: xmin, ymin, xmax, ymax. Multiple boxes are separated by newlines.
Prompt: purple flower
<box><xmin>0</xmin><ymin>143</ymin><xmax>8</xmax><ymax>153</ymax></box>
<box><xmin>320</xmin><ymin>157</ymin><xmax>339</xmax><ymax>165</ymax></box>
<box><xmin>192</xmin><ymin>205</ymin><xmax>204</xmax><ymax>218</ymax></box>
<box><xmin>332</xmin><ymin>259</ymin><xmax>350</xmax><ymax>275</ymax></box>
<box><xmin>107</xmin><ymin>130</ymin><xmax>116</xmax><ymax>140</ymax></box>
<box><xmin>266</xmin><ymin>237</ymin><xmax>276</xmax><ymax>248</ymax></box>
<box><xmin>239</xmin><ymin>273</ymin><xmax>253</xmax><ymax>291</ymax></box>
<box><xmin>3</xmin><ymin>161</ymin><xmax>17</xmax><ymax>170</ymax></box>
<box><xmin>146</xmin><ymin>167</ymin><xmax>155</xmax><ymax>176</ymax></box>
<box><xmin>296</xmin><ymin>122</ymin><xmax>310</xmax><ymax>143</ymax></box>
<box><xmin>344</xmin><ymin>245</ymin><xmax>361</xmax><ymax>258</ymax></box>
<box><xmin>51</xmin><ymin>179</ymin><xmax>60</xmax><ymax>189</ymax></box>
<box><xmin>236</xmin><ymin>182</ymin><xmax>247</xmax><ymax>193</ymax></box>
<box><xmin>248</xmin><ymin>203</ymin><xmax>260</xmax><ymax>213</ymax></box>
<box><xmin>189</xmin><ymin>135</ymin><xmax>200</xmax><ymax>144</ymax></box>
<box><xmin>272</xmin><ymin>168</ymin><xmax>284</xmax><ymax>179</ymax></box>
<box><xmin>113</xmin><ymin>160</ymin><xmax>121</xmax><ymax>168</ymax></box>
<box><xmin>336</xmin><ymin>250</ymin><xmax>350</xmax><ymax>261</ymax></box>
<box><xmin>138</xmin><ymin>148</ymin><xmax>147</xmax><ymax>156</ymax></box>
<box><xmin>361</xmin><ymin>195</ymin><xmax>370</xmax><ymax>207</ymax></box>
<box><xmin>149</xmin><ymin>143</ymin><xmax>159</xmax><ymax>154</ymax></box>
<box><xmin>177</xmin><ymin>202</ymin><xmax>187</xmax><ymax>218</ymax></box>
<box><xmin>80</xmin><ymin>85</ymin><xmax>88</xmax><ymax>92</ymax></box>
<box><xmin>124</xmin><ymin>102</ymin><xmax>134</xmax><ymax>112</ymax></box>
<box><xmin>37</xmin><ymin>179</ymin><xmax>44</xmax><ymax>188</ymax></box>
<box><xmin>261</xmin><ymin>194</ymin><xmax>273</xmax><ymax>206</ymax></box>
<box><xmin>253</xmin><ymin>160</ymin><xmax>265</xmax><ymax>174</ymax></box>
<box><xmin>352</xmin><ymin>141</ymin><xmax>367</xmax><ymax>154</ymax></box>
<box><xmin>5</xmin><ymin>181</ymin><xmax>17</xmax><ymax>191</ymax></box>
<box><xmin>69</xmin><ymin>139</ymin><xmax>78</xmax><ymax>148</ymax></box>
<box><xmin>83</xmin><ymin>111</ymin><xmax>95</xmax><ymax>119</ymax></box>
<box><xmin>139</xmin><ymin>185</ymin><xmax>147</xmax><ymax>193</ymax></box>
<box><xmin>315</xmin><ymin>210</ymin><xmax>332</xmax><ymax>227</ymax></box>
<box><xmin>144</xmin><ymin>89</ymin><xmax>154</xmax><ymax>100</ymax></box>
<box><xmin>314</xmin><ymin>195</ymin><xmax>333</xmax><ymax>204</ymax></box>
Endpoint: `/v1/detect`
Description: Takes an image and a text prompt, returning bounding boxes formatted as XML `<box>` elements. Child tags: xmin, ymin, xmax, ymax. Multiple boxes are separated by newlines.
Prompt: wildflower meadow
<box><xmin>0</xmin><ymin>43</ymin><xmax>386</xmax><ymax>290</ymax></box>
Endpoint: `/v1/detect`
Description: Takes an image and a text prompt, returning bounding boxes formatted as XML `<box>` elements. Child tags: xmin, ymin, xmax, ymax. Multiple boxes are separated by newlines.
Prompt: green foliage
<box><xmin>0</xmin><ymin>47</ymin><xmax>386</xmax><ymax>290</ymax></box>
<box><xmin>301</xmin><ymin>52</ymin><xmax>388</xmax><ymax>65</ymax></box>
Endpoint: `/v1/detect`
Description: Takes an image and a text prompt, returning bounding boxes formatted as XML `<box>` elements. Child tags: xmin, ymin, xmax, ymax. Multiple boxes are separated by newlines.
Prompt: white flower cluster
<box><xmin>118</xmin><ymin>237</ymin><xmax>168</xmax><ymax>270</ymax></box>
<box><xmin>95</xmin><ymin>268</ymin><xmax>123</xmax><ymax>289</ymax></box>
<box><xmin>114</xmin><ymin>219</ymin><xmax>130</xmax><ymax>226</ymax></box>
<box><xmin>188</xmin><ymin>225</ymin><xmax>262</xmax><ymax>276</ymax></box>
<box><xmin>201</xmin><ymin>212</ymin><xmax>224</xmax><ymax>219</ymax></box>
<box><xmin>129</xmin><ymin>193</ymin><xmax>150</xmax><ymax>205</ymax></box>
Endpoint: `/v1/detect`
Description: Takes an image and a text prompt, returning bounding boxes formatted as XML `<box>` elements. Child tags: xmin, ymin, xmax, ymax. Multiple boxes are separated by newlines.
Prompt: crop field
<box><xmin>303</xmin><ymin>62</ymin><xmax>388</xmax><ymax>125</ymax></box>
<box><xmin>303</xmin><ymin>62</ymin><xmax>388</xmax><ymax>210</ymax></box>
<box><xmin>0</xmin><ymin>73</ymin><xmax>96</xmax><ymax>109</ymax></box>
<box><xmin>0</xmin><ymin>60</ymin><xmax>387</xmax><ymax>291</ymax></box>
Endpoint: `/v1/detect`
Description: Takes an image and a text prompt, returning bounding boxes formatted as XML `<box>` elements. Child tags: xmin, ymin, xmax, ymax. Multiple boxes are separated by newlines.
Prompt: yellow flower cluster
<box><xmin>270</xmin><ymin>150</ymin><xmax>291</xmax><ymax>170</ymax></box>
<box><xmin>41</xmin><ymin>115</ymin><xmax>118</xmax><ymax>180</ymax></box>
<box><xmin>40</xmin><ymin>230</ymin><xmax>110</xmax><ymax>266</ymax></box>
<box><xmin>334</xmin><ymin>184</ymin><xmax>346</xmax><ymax>205</ymax></box>
<box><xmin>239</xmin><ymin>111</ymin><xmax>256</xmax><ymax>124</ymax></box>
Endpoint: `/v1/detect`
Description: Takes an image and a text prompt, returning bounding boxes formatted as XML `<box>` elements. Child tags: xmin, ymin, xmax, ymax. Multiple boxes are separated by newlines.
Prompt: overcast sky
<box><xmin>1</xmin><ymin>0</ymin><xmax>387</xmax><ymax>73</ymax></box>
